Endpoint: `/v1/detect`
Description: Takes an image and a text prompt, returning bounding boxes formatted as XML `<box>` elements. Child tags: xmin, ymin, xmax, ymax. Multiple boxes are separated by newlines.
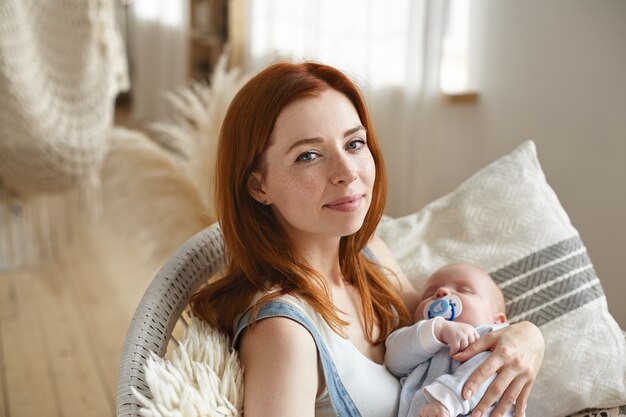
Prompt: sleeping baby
<box><xmin>384</xmin><ymin>264</ymin><xmax>516</xmax><ymax>417</ymax></box>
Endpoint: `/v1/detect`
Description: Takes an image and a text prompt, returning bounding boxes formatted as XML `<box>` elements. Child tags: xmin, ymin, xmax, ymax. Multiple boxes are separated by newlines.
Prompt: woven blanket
<box><xmin>0</xmin><ymin>0</ymin><xmax>128</xmax><ymax>195</ymax></box>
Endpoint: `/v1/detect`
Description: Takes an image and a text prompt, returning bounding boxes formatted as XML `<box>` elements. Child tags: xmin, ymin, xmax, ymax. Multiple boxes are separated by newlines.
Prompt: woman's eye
<box><xmin>346</xmin><ymin>139</ymin><xmax>366</xmax><ymax>151</ymax></box>
<box><xmin>296</xmin><ymin>151</ymin><xmax>320</xmax><ymax>163</ymax></box>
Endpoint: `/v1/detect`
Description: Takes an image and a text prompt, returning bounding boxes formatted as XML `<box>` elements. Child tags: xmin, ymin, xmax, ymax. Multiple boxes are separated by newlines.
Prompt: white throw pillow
<box><xmin>376</xmin><ymin>141</ymin><xmax>626</xmax><ymax>417</ymax></box>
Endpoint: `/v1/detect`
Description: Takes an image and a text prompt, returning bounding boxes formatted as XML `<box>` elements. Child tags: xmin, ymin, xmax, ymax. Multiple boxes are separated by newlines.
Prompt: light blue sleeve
<box><xmin>423</xmin><ymin>351</ymin><xmax>495</xmax><ymax>416</ymax></box>
<box><xmin>384</xmin><ymin>318</ymin><xmax>445</xmax><ymax>377</ymax></box>
<box><xmin>423</xmin><ymin>323</ymin><xmax>514</xmax><ymax>417</ymax></box>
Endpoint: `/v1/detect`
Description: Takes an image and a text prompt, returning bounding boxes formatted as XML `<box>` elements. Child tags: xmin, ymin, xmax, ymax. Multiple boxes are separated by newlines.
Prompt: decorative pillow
<box><xmin>131</xmin><ymin>316</ymin><xmax>243</xmax><ymax>417</ymax></box>
<box><xmin>376</xmin><ymin>141</ymin><xmax>626</xmax><ymax>417</ymax></box>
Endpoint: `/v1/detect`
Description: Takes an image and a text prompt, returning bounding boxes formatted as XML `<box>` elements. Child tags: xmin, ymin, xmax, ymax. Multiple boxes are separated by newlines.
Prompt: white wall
<box><xmin>384</xmin><ymin>0</ymin><xmax>626</xmax><ymax>327</ymax></box>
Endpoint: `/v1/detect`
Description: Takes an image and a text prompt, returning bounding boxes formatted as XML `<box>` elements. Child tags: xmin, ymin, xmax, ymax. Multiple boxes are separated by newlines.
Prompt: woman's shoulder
<box><xmin>240</xmin><ymin>313</ymin><xmax>318</xmax><ymax>356</ymax></box>
<box><xmin>237</xmin><ymin>313</ymin><xmax>320</xmax><ymax>415</ymax></box>
<box><xmin>368</xmin><ymin>234</ymin><xmax>420</xmax><ymax>313</ymax></box>
<box><xmin>233</xmin><ymin>293</ymin><xmax>321</xmax><ymax>342</ymax></box>
<box><xmin>237</xmin><ymin>295</ymin><xmax>320</xmax><ymax>365</ymax></box>
<box><xmin>366</xmin><ymin>234</ymin><xmax>395</xmax><ymax>265</ymax></box>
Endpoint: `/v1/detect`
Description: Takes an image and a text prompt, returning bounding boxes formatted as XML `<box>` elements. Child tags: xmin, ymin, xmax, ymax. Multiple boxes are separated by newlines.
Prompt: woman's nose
<box><xmin>434</xmin><ymin>287</ymin><xmax>451</xmax><ymax>298</ymax></box>
<box><xmin>331</xmin><ymin>153</ymin><xmax>357</xmax><ymax>185</ymax></box>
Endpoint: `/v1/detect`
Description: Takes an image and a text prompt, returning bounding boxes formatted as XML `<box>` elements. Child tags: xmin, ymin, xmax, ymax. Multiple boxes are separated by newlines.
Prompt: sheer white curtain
<box><xmin>128</xmin><ymin>0</ymin><xmax>189</xmax><ymax>121</ymax></box>
<box><xmin>239</xmin><ymin>0</ymin><xmax>452</xmax><ymax>215</ymax></box>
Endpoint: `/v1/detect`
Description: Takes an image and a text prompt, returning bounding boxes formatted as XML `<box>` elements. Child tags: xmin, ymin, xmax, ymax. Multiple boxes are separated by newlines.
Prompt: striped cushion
<box><xmin>377</xmin><ymin>141</ymin><xmax>626</xmax><ymax>417</ymax></box>
<box><xmin>492</xmin><ymin>236</ymin><xmax>604</xmax><ymax>326</ymax></box>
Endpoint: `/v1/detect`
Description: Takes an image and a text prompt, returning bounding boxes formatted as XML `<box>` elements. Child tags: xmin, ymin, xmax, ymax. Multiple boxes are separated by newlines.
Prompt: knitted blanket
<box><xmin>0</xmin><ymin>0</ymin><xmax>128</xmax><ymax>195</ymax></box>
<box><xmin>0</xmin><ymin>0</ymin><xmax>128</xmax><ymax>269</ymax></box>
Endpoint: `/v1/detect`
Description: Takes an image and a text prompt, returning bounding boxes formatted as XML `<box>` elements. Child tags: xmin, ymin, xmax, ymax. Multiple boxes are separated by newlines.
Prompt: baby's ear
<box><xmin>494</xmin><ymin>312</ymin><xmax>507</xmax><ymax>324</ymax></box>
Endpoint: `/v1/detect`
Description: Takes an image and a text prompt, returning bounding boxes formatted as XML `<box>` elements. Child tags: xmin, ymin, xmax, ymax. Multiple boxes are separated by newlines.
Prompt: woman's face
<box><xmin>250</xmin><ymin>88</ymin><xmax>376</xmax><ymax>246</ymax></box>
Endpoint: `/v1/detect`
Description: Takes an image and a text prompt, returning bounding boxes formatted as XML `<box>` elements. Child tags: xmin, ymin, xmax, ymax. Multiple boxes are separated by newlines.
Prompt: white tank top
<box><xmin>279</xmin><ymin>295</ymin><xmax>400</xmax><ymax>417</ymax></box>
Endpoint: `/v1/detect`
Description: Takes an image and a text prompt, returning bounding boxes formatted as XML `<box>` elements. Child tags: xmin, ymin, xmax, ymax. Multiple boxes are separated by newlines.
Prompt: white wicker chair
<box><xmin>116</xmin><ymin>222</ymin><xmax>626</xmax><ymax>417</ymax></box>
<box><xmin>116</xmin><ymin>222</ymin><xmax>226</xmax><ymax>417</ymax></box>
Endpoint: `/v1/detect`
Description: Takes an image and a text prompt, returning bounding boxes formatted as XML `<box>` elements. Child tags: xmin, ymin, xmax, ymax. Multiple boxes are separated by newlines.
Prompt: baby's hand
<box><xmin>419</xmin><ymin>401</ymin><xmax>450</xmax><ymax>417</ymax></box>
<box><xmin>435</xmin><ymin>320</ymin><xmax>480</xmax><ymax>356</ymax></box>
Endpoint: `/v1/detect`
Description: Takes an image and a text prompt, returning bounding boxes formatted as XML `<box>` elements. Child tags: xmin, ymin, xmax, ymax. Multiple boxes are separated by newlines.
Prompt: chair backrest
<box><xmin>116</xmin><ymin>222</ymin><xmax>226</xmax><ymax>417</ymax></box>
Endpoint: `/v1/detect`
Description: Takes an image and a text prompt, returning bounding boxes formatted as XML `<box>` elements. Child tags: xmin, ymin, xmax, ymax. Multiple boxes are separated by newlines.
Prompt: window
<box><xmin>246</xmin><ymin>0</ymin><xmax>414</xmax><ymax>89</ymax></box>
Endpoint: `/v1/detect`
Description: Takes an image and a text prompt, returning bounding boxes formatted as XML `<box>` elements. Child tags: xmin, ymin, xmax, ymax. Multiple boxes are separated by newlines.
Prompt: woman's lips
<box><xmin>324</xmin><ymin>194</ymin><xmax>365</xmax><ymax>212</ymax></box>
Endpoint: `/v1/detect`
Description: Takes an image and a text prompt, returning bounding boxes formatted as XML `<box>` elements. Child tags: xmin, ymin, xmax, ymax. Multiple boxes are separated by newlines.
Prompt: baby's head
<box><xmin>415</xmin><ymin>264</ymin><xmax>507</xmax><ymax>327</ymax></box>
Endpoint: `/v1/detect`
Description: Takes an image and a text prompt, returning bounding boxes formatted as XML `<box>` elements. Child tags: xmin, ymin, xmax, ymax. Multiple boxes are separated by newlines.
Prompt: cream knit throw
<box><xmin>0</xmin><ymin>0</ymin><xmax>128</xmax><ymax>194</ymax></box>
<box><xmin>0</xmin><ymin>0</ymin><xmax>128</xmax><ymax>268</ymax></box>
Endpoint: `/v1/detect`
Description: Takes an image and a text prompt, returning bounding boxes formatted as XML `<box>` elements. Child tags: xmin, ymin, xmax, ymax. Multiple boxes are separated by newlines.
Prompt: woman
<box><xmin>191</xmin><ymin>62</ymin><xmax>544</xmax><ymax>417</ymax></box>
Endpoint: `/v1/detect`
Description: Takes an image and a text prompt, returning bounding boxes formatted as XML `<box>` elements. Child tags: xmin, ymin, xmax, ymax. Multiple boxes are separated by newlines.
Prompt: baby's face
<box><xmin>415</xmin><ymin>264</ymin><xmax>506</xmax><ymax>327</ymax></box>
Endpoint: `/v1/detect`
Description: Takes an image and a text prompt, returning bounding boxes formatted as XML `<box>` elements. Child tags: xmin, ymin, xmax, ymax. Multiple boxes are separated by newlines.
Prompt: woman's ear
<box><xmin>247</xmin><ymin>172</ymin><xmax>270</xmax><ymax>205</ymax></box>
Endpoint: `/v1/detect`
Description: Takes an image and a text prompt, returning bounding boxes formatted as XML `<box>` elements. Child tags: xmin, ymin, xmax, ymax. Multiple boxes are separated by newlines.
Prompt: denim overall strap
<box><xmin>362</xmin><ymin>245</ymin><xmax>378</xmax><ymax>263</ymax></box>
<box><xmin>234</xmin><ymin>300</ymin><xmax>363</xmax><ymax>417</ymax></box>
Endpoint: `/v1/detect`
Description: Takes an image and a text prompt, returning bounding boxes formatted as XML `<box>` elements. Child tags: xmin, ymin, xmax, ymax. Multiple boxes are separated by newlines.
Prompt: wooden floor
<box><xmin>0</xmin><ymin>220</ymin><xmax>161</xmax><ymax>417</ymax></box>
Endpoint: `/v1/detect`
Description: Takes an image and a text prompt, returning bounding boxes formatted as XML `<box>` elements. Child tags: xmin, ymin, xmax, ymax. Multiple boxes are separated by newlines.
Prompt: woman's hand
<box><xmin>452</xmin><ymin>321</ymin><xmax>545</xmax><ymax>417</ymax></box>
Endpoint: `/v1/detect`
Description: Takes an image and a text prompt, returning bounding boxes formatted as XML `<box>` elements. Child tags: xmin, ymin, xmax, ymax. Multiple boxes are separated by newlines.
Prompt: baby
<box><xmin>385</xmin><ymin>264</ymin><xmax>513</xmax><ymax>417</ymax></box>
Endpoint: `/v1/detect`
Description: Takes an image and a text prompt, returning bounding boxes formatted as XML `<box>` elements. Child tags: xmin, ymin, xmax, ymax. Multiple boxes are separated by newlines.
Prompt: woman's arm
<box><xmin>452</xmin><ymin>321</ymin><xmax>545</xmax><ymax>417</ymax></box>
<box><xmin>239</xmin><ymin>316</ymin><xmax>320</xmax><ymax>417</ymax></box>
<box><xmin>368</xmin><ymin>234</ymin><xmax>421</xmax><ymax>313</ymax></box>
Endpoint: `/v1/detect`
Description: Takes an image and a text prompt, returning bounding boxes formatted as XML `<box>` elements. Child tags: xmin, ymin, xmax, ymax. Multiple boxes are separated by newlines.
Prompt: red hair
<box><xmin>190</xmin><ymin>62</ymin><xmax>410</xmax><ymax>343</ymax></box>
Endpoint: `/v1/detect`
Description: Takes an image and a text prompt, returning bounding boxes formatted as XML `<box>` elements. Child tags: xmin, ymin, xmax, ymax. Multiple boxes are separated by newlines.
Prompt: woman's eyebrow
<box><xmin>287</xmin><ymin>137</ymin><xmax>323</xmax><ymax>153</ymax></box>
<box><xmin>344</xmin><ymin>125</ymin><xmax>366</xmax><ymax>137</ymax></box>
<box><xmin>286</xmin><ymin>125</ymin><xmax>366</xmax><ymax>153</ymax></box>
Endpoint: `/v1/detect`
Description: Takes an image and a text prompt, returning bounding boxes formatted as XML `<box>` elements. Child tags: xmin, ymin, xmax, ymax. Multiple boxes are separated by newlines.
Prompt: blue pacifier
<box><xmin>423</xmin><ymin>294</ymin><xmax>463</xmax><ymax>321</ymax></box>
